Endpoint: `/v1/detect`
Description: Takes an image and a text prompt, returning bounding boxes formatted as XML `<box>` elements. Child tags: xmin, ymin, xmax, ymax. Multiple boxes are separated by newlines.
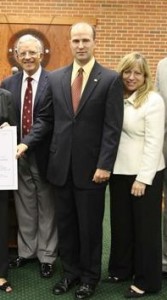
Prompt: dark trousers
<box><xmin>0</xmin><ymin>191</ymin><xmax>9</xmax><ymax>277</ymax></box>
<box><xmin>109</xmin><ymin>171</ymin><xmax>163</xmax><ymax>292</ymax></box>
<box><xmin>54</xmin><ymin>176</ymin><xmax>106</xmax><ymax>285</ymax></box>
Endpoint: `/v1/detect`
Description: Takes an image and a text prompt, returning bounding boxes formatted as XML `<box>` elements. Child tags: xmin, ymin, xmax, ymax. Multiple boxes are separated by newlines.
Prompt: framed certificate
<box><xmin>0</xmin><ymin>126</ymin><xmax>18</xmax><ymax>190</ymax></box>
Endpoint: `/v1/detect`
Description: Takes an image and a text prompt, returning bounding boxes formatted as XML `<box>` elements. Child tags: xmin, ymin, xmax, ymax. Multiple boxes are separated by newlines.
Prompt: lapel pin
<box><xmin>94</xmin><ymin>79</ymin><xmax>98</xmax><ymax>82</ymax></box>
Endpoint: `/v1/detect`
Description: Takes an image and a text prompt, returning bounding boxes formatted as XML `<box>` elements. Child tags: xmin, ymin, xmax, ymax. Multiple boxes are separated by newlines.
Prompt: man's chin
<box><xmin>24</xmin><ymin>66</ymin><xmax>36</xmax><ymax>74</ymax></box>
<box><xmin>76</xmin><ymin>57</ymin><xmax>89</xmax><ymax>65</ymax></box>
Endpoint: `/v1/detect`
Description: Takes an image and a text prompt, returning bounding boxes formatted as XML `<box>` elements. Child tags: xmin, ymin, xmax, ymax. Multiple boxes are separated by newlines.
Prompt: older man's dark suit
<box><xmin>23</xmin><ymin>61</ymin><xmax>123</xmax><ymax>284</ymax></box>
<box><xmin>1</xmin><ymin>70</ymin><xmax>57</xmax><ymax>265</ymax></box>
<box><xmin>1</xmin><ymin>69</ymin><xmax>51</xmax><ymax>176</ymax></box>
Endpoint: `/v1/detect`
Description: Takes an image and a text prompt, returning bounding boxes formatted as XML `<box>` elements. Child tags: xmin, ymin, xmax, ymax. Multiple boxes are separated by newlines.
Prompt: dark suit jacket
<box><xmin>1</xmin><ymin>69</ymin><xmax>52</xmax><ymax>177</ymax></box>
<box><xmin>22</xmin><ymin>61</ymin><xmax>124</xmax><ymax>189</ymax></box>
<box><xmin>0</xmin><ymin>88</ymin><xmax>16</xmax><ymax>125</ymax></box>
<box><xmin>0</xmin><ymin>88</ymin><xmax>16</xmax><ymax>277</ymax></box>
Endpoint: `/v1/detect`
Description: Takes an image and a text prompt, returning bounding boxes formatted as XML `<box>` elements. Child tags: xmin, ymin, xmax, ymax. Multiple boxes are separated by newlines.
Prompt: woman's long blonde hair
<box><xmin>117</xmin><ymin>52</ymin><xmax>153</xmax><ymax>108</ymax></box>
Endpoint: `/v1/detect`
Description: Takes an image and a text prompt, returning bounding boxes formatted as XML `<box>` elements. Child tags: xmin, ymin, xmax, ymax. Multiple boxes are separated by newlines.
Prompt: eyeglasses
<box><xmin>123</xmin><ymin>70</ymin><xmax>144</xmax><ymax>78</ymax></box>
<box><xmin>17</xmin><ymin>51</ymin><xmax>39</xmax><ymax>58</ymax></box>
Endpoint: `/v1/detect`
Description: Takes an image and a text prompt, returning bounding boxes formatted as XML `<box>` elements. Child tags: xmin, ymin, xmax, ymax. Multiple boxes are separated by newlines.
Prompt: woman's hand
<box><xmin>131</xmin><ymin>180</ymin><xmax>146</xmax><ymax>197</ymax></box>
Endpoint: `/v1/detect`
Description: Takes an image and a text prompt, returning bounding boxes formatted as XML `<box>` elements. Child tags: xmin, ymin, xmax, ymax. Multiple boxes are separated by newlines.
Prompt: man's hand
<box><xmin>0</xmin><ymin>122</ymin><xmax>10</xmax><ymax>128</ymax></box>
<box><xmin>16</xmin><ymin>143</ymin><xmax>28</xmax><ymax>159</ymax></box>
<box><xmin>131</xmin><ymin>180</ymin><xmax>146</xmax><ymax>197</ymax></box>
<box><xmin>92</xmin><ymin>168</ymin><xmax>111</xmax><ymax>183</ymax></box>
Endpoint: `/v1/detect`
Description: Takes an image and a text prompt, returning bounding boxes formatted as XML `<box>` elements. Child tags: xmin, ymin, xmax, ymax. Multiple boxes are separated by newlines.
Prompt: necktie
<box><xmin>22</xmin><ymin>77</ymin><xmax>33</xmax><ymax>137</ymax></box>
<box><xmin>72</xmin><ymin>68</ymin><xmax>83</xmax><ymax>113</ymax></box>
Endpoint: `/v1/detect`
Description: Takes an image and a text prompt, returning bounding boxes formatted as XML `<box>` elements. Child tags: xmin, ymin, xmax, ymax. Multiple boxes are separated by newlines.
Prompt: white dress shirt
<box><xmin>71</xmin><ymin>57</ymin><xmax>95</xmax><ymax>94</ymax></box>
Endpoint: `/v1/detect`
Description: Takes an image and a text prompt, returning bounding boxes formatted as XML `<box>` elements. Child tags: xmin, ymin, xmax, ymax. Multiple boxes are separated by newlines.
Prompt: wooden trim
<box><xmin>0</xmin><ymin>15</ymin><xmax>96</xmax><ymax>25</ymax></box>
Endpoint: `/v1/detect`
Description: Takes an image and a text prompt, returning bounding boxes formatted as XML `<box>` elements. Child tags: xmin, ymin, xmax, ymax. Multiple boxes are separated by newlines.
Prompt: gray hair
<box><xmin>15</xmin><ymin>34</ymin><xmax>43</xmax><ymax>54</ymax></box>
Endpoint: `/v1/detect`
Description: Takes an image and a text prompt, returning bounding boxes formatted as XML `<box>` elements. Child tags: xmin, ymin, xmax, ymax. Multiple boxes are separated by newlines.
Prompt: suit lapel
<box><xmin>34</xmin><ymin>70</ymin><xmax>48</xmax><ymax>110</ymax></box>
<box><xmin>76</xmin><ymin>62</ymin><xmax>101</xmax><ymax>115</ymax></box>
<box><xmin>61</xmin><ymin>62</ymin><xmax>102</xmax><ymax>117</ymax></box>
<box><xmin>62</xmin><ymin>65</ymin><xmax>74</xmax><ymax>116</ymax></box>
<box><xmin>15</xmin><ymin>73</ymin><xmax>23</xmax><ymax>113</ymax></box>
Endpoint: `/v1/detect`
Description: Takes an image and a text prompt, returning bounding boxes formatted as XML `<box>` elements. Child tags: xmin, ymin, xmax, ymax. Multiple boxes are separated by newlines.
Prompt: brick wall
<box><xmin>1</xmin><ymin>0</ymin><xmax>167</xmax><ymax>79</ymax></box>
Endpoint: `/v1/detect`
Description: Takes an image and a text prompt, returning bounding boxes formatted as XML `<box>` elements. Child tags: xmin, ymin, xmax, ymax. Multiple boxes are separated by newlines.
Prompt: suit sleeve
<box><xmin>0</xmin><ymin>90</ymin><xmax>17</xmax><ymax>125</ymax></box>
<box><xmin>136</xmin><ymin>93</ymin><xmax>165</xmax><ymax>184</ymax></box>
<box><xmin>97</xmin><ymin>74</ymin><xmax>124</xmax><ymax>172</ymax></box>
<box><xmin>155</xmin><ymin>63</ymin><xmax>167</xmax><ymax>166</ymax></box>
<box><xmin>6</xmin><ymin>92</ymin><xmax>17</xmax><ymax>125</ymax></box>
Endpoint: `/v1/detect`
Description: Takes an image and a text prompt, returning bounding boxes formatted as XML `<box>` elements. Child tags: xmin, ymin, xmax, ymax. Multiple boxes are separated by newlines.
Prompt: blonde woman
<box><xmin>107</xmin><ymin>52</ymin><xmax>165</xmax><ymax>297</ymax></box>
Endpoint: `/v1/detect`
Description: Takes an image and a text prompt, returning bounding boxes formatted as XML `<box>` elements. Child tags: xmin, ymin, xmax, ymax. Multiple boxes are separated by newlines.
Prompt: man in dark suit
<box><xmin>16</xmin><ymin>23</ymin><xmax>123</xmax><ymax>299</ymax></box>
<box><xmin>0</xmin><ymin>88</ymin><xmax>16</xmax><ymax>293</ymax></box>
<box><xmin>1</xmin><ymin>34</ymin><xmax>58</xmax><ymax>278</ymax></box>
<box><xmin>155</xmin><ymin>58</ymin><xmax>167</xmax><ymax>276</ymax></box>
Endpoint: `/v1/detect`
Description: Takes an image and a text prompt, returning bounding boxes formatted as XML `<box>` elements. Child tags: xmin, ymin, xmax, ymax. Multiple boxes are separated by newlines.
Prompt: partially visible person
<box><xmin>155</xmin><ymin>57</ymin><xmax>167</xmax><ymax>276</ymax></box>
<box><xmin>0</xmin><ymin>88</ymin><xmax>16</xmax><ymax>293</ymax></box>
<box><xmin>107</xmin><ymin>52</ymin><xmax>165</xmax><ymax>298</ymax></box>
<box><xmin>15</xmin><ymin>22</ymin><xmax>123</xmax><ymax>299</ymax></box>
<box><xmin>1</xmin><ymin>34</ymin><xmax>58</xmax><ymax>278</ymax></box>
<box><xmin>11</xmin><ymin>66</ymin><xmax>19</xmax><ymax>75</ymax></box>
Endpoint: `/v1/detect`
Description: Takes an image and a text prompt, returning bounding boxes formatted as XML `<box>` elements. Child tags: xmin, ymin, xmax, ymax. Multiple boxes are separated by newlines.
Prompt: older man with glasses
<box><xmin>1</xmin><ymin>34</ymin><xmax>58</xmax><ymax>278</ymax></box>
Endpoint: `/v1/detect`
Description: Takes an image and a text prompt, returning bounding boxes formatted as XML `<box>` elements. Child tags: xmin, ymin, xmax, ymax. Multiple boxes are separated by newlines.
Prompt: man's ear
<box><xmin>39</xmin><ymin>52</ymin><xmax>44</xmax><ymax>62</ymax></box>
<box><xmin>15</xmin><ymin>51</ymin><xmax>20</xmax><ymax>63</ymax></box>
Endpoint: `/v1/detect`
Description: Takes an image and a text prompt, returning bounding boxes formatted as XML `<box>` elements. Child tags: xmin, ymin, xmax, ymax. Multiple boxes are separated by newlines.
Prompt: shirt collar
<box><xmin>124</xmin><ymin>91</ymin><xmax>137</xmax><ymax>105</ymax></box>
<box><xmin>23</xmin><ymin>65</ymin><xmax>42</xmax><ymax>82</ymax></box>
<box><xmin>73</xmin><ymin>57</ymin><xmax>95</xmax><ymax>76</ymax></box>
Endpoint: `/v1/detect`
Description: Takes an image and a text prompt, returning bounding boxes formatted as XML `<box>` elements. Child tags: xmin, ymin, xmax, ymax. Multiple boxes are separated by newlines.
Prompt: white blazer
<box><xmin>113</xmin><ymin>91</ymin><xmax>165</xmax><ymax>185</ymax></box>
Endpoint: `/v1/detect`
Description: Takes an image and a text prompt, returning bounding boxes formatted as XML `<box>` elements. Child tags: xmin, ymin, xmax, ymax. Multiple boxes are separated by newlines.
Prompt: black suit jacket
<box><xmin>22</xmin><ymin>61</ymin><xmax>124</xmax><ymax>188</ymax></box>
<box><xmin>1</xmin><ymin>69</ymin><xmax>52</xmax><ymax>177</ymax></box>
<box><xmin>0</xmin><ymin>88</ymin><xmax>16</xmax><ymax>125</ymax></box>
